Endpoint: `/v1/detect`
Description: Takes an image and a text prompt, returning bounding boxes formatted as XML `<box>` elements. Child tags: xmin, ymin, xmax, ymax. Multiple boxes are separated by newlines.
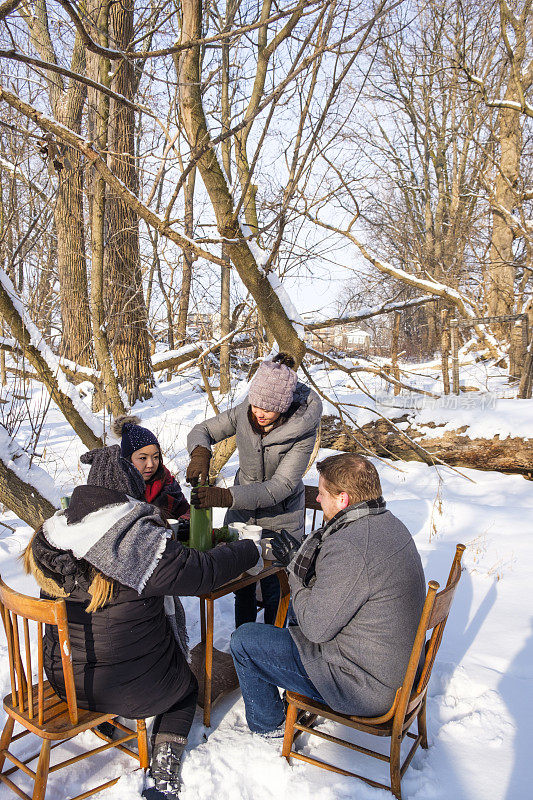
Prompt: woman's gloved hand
<box><xmin>186</xmin><ymin>446</ymin><xmax>212</xmax><ymax>486</ymax></box>
<box><xmin>191</xmin><ymin>485</ymin><xmax>233</xmax><ymax>509</ymax></box>
<box><xmin>271</xmin><ymin>529</ymin><xmax>301</xmax><ymax>567</ymax></box>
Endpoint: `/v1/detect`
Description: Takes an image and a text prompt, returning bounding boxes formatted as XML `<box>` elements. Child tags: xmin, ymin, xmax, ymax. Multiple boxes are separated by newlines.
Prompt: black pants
<box><xmin>234</xmin><ymin>574</ymin><xmax>281</xmax><ymax>628</ymax></box>
<box><xmin>151</xmin><ymin>675</ymin><xmax>198</xmax><ymax>740</ymax></box>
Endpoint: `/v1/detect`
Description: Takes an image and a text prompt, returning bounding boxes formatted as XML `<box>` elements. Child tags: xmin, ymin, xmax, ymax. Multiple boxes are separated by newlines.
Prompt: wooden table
<box><xmin>190</xmin><ymin>561</ymin><xmax>290</xmax><ymax>727</ymax></box>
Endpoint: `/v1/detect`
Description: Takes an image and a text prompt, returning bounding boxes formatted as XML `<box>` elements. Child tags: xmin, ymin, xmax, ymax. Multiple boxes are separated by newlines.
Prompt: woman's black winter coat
<box><xmin>34</xmin><ymin>535</ymin><xmax>258</xmax><ymax>719</ymax></box>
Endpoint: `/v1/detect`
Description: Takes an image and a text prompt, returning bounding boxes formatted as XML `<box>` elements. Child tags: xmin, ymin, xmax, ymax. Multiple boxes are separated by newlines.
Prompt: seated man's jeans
<box><xmin>234</xmin><ymin>574</ymin><xmax>281</xmax><ymax>627</ymax></box>
<box><xmin>230</xmin><ymin>623</ymin><xmax>324</xmax><ymax>733</ymax></box>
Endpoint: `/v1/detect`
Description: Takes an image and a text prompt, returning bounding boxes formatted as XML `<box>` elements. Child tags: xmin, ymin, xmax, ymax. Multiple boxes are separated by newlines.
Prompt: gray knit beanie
<box><xmin>248</xmin><ymin>355</ymin><xmax>298</xmax><ymax>413</ymax></box>
<box><xmin>80</xmin><ymin>445</ymin><xmax>146</xmax><ymax>499</ymax></box>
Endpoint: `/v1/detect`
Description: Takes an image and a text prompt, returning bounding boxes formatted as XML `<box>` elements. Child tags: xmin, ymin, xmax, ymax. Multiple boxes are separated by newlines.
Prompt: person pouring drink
<box><xmin>186</xmin><ymin>353</ymin><xmax>322</xmax><ymax>628</ymax></box>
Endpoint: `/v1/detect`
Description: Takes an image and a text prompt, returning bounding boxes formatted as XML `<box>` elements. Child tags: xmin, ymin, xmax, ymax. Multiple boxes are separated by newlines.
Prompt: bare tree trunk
<box><xmin>219</xmin><ymin>16</ymin><xmax>232</xmax><ymax>396</ymax></box>
<box><xmin>86</xmin><ymin>0</ymin><xmax>127</xmax><ymax>417</ymax></box>
<box><xmin>220</xmin><ymin>253</ymin><xmax>231</xmax><ymax>393</ymax></box>
<box><xmin>176</xmin><ymin>170</ymin><xmax>196</xmax><ymax>345</ymax></box>
<box><xmin>0</xmin><ymin>325</ymin><xmax>5</xmax><ymax>385</ymax></box>
<box><xmin>518</xmin><ymin>336</ymin><xmax>533</xmax><ymax>399</ymax></box>
<box><xmin>440</xmin><ymin>307</ymin><xmax>450</xmax><ymax>395</ymax></box>
<box><xmin>55</xmin><ymin>137</ymin><xmax>93</xmax><ymax>365</ymax></box>
<box><xmin>391</xmin><ymin>310</ymin><xmax>401</xmax><ymax>396</ymax></box>
<box><xmin>450</xmin><ymin>318</ymin><xmax>460</xmax><ymax>394</ymax></box>
<box><xmin>105</xmin><ymin>0</ymin><xmax>153</xmax><ymax>404</ymax></box>
<box><xmin>488</xmin><ymin>102</ymin><xmax>521</xmax><ymax>319</ymax></box>
<box><xmin>20</xmin><ymin>1</ymin><xmax>93</xmax><ymax>366</ymax></box>
<box><xmin>177</xmin><ymin>0</ymin><xmax>305</xmax><ymax>365</ymax></box>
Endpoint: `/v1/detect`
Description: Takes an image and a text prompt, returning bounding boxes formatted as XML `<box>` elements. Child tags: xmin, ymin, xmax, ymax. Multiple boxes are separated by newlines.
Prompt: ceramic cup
<box><xmin>228</xmin><ymin>521</ymin><xmax>247</xmax><ymax>539</ymax></box>
<box><xmin>241</xmin><ymin>524</ymin><xmax>262</xmax><ymax>543</ymax></box>
<box><xmin>240</xmin><ymin>525</ymin><xmax>263</xmax><ymax>574</ymax></box>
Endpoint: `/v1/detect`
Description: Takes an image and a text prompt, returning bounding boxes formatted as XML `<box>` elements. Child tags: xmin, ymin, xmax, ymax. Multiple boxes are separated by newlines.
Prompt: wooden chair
<box><xmin>303</xmin><ymin>484</ymin><xmax>323</xmax><ymax>534</ymax></box>
<box><xmin>0</xmin><ymin>576</ymin><xmax>148</xmax><ymax>800</ymax></box>
<box><xmin>282</xmin><ymin>543</ymin><xmax>466</xmax><ymax>799</ymax></box>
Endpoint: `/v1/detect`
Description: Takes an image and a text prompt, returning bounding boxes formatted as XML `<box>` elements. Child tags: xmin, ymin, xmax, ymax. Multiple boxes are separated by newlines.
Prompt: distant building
<box><xmin>305</xmin><ymin>321</ymin><xmax>372</xmax><ymax>352</ymax></box>
<box><xmin>345</xmin><ymin>328</ymin><xmax>371</xmax><ymax>349</ymax></box>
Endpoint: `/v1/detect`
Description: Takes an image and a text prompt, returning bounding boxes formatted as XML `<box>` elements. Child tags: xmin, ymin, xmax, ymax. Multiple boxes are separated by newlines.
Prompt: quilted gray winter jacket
<box><xmin>187</xmin><ymin>383</ymin><xmax>322</xmax><ymax>538</ymax></box>
<box><xmin>289</xmin><ymin>505</ymin><xmax>426</xmax><ymax>717</ymax></box>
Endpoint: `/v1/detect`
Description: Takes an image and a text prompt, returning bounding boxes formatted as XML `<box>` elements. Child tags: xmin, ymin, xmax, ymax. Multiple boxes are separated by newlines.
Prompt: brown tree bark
<box><xmin>488</xmin><ymin>102</ymin><xmax>521</xmax><ymax>318</ymax></box>
<box><xmin>175</xmin><ymin>170</ymin><xmax>196</xmax><ymax>345</ymax></box>
<box><xmin>104</xmin><ymin>0</ymin><xmax>153</xmax><ymax>404</ymax></box>
<box><xmin>21</xmin><ymin>1</ymin><xmax>93</xmax><ymax>366</ymax></box>
<box><xmin>85</xmin><ymin>0</ymin><xmax>127</xmax><ymax>416</ymax></box>
<box><xmin>0</xmin><ymin>456</ymin><xmax>57</xmax><ymax>528</ymax></box>
<box><xmin>487</xmin><ymin>1</ymin><xmax>532</xmax><ymax>322</ymax></box>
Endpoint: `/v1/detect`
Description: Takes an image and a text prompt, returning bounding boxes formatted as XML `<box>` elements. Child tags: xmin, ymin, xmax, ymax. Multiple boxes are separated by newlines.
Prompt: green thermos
<box><xmin>189</xmin><ymin>485</ymin><xmax>212</xmax><ymax>551</ymax></box>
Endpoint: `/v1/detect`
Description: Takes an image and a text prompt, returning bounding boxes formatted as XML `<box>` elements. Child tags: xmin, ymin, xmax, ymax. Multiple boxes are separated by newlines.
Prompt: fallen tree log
<box><xmin>320</xmin><ymin>415</ymin><xmax>533</xmax><ymax>477</ymax></box>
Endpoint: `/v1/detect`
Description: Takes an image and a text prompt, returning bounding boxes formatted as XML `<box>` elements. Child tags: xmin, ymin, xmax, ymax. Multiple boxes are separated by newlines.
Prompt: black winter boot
<box><xmin>142</xmin><ymin>734</ymin><xmax>187</xmax><ymax>799</ymax></box>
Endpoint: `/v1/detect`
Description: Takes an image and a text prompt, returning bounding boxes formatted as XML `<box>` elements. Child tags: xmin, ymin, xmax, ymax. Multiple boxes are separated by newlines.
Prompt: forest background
<box><xmin>0</xmin><ymin>0</ymin><xmax>531</xmax><ymax>526</ymax></box>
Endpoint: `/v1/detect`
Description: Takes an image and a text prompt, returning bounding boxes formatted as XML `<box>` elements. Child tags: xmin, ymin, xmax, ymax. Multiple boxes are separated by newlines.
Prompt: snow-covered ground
<box><xmin>0</xmin><ymin>360</ymin><xmax>531</xmax><ymax>799</ymax></box>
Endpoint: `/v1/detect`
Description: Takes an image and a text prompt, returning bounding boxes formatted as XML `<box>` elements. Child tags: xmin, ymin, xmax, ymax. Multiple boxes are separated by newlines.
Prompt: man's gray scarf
<box><xmin>43</xmin><ymin>500</ymin><xmax>189</xmax><ymax>658</ymax></box>
<box><xmin>288</xmin><ymin>497</ymin><xmax>387</xmax><ymax>587</ymax></box>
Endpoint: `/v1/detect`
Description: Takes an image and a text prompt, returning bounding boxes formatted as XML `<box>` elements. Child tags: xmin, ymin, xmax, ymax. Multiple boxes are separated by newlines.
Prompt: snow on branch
<box><xmin>305</xmin><ymin>295</ymin><xmax>437</xmax><ymax>330</ymax></box>
<box><xmin>266</xmin><ymin>272</ymin><xmax>305</xmax><ymax>341</ymax></box>
<box><xmin>0</xmin><ymin>425</ymin><xmax>59</xmax><ymax>527</ymax></box>
<box><xmin>0</xmin><ymin>267</ymin><xmax>103</xmax><ymax>448</ymax></box>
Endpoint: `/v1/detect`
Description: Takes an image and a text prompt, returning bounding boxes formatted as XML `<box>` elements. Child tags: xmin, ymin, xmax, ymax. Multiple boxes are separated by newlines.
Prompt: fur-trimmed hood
<box><xmin>28</xmin><ymin>485</ymin><xmax>168</xmax><ymax>599</ymax></box>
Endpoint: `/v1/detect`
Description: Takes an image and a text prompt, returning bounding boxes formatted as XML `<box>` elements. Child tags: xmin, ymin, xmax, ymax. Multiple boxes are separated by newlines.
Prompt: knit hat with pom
<box><xmin>112</xmin><ymin>415</ymin><xmax>160</xmax><ymax>460</ymax></box>
<box><xmin>248</xmin><ymin>353</ymin><xmax>298</xmax><ymax>414</ymax></box>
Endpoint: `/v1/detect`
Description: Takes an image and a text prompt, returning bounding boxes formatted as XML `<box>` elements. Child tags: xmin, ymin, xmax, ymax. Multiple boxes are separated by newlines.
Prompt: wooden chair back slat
<box><xmin>38</xmin><ymin>621</ymin><xmax>44</xmax><ymax>726</ymax></box>
<box><xmin>0</xmin><ymin>577</ymin><xmax>79</xmax><ymax>727</ymax></box>
<box><xmin>414</xmin><ymin>544</ymin><xmax>465</xmax><ymax>697</ymax></box>
<box><xmin>23</xmin><ymin>617</ymin><xmax>34</xmax><ymax>720</ymax></box>
<box><xmin>393</xmin><ymin>580</ymin><xmax>439</xmax><ymax>719</ymax></box>
<box><xmin>426</xmin><ymin>582</ymin><xmax>458</xmax><ymax>630</ymax></box>
<box><xmin>11</xmin><ymin>612</ymin><xmax>27</xmax><ymax>712</ymax></box>
<box><xmin>1</xmin><ymin>602</ymin><xmax>18</xmax><ymax>707</ymax></box>
<box><xmin>54</xmin><ymin>602</ymin><xmax>78</xmax><ymax>726</ymax></box>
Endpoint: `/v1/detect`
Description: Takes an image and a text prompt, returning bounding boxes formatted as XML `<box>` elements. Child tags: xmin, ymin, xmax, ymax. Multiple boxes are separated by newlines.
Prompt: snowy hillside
<box><xmin>0</xmin><ymin>362</ymin><xmax>531</xmax><ymax>800</ymax></box>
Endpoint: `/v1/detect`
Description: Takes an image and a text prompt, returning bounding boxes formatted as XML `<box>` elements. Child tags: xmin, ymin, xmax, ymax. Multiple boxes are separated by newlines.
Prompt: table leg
<box><xmin>203</xmin><ymin>598</ymin><xmax>214</xmax><ymax>727</ymax></box>
<box><xmin>200</xmin><ymin>597</ymin><xmax>206</xmax><ymax>644</ymax></box>
<box><xmin>274</xmin><ymin>569</ymin><xmax>290</xmax><ymax>628</ymax></box>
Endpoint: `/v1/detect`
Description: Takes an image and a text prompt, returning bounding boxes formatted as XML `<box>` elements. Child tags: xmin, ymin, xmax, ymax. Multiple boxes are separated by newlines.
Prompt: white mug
<box><xmin>241</xmin><ymin>524</ymin><xmax>262</xmax><ymax>543</ymax></box>
<box><xmin>228</xmin><ymin>522</ymin><xmax>247</xmax><ymax>539</ymax></box>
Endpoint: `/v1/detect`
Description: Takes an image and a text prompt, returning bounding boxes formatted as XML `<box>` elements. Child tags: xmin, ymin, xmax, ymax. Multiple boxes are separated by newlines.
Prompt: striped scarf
<box><xmin>289</xmin><ymin>496</ymin><xmax>387</xmax><ymax>587</ymax></box>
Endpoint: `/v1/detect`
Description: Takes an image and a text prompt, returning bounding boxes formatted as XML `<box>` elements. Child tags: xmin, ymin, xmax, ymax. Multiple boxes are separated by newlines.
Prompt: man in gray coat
<box><xmin>186</xmin><ymin>353</ymin><xmax>322</xmax><ymax>627</ymax></box>
<box><xmin>230</xmin><ymin>453</ymin><xmax>426</xmax><ymax>733</ymax></box>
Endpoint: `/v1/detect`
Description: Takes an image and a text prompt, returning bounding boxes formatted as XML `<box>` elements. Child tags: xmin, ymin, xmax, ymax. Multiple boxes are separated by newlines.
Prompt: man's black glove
<box><xmin>191</xmin><ymin>485</ymin><xmax>233</xmax><ymax>509</ymax></box>
<box><xmin>270</xmin><ymin>529</ymin><xmax>301</xmax><ymax>568</ymax></box>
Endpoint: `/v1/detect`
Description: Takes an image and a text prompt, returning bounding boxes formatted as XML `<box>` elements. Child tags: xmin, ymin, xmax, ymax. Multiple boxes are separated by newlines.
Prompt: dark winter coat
<box><xmin>27</xmin><ymin>491</ymin><xmax>259</xmax><ymax>720</ymax></box>
<box><xmin>145</xmin><ymin>464</ymin><xmax>189</xmax><ymax>520</ymax></box>
<box><xmin>289</xmin><ymin>505</ymin><xmax>426</xmax><ymax>717</ymax></box>
<box><xmin>187</xmin><ymin>383</ymin><xmax>322</xmax><ymax>539</ymax></box>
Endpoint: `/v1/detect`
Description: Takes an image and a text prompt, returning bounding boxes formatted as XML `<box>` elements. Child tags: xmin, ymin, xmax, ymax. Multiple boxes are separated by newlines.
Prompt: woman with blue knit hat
<box><xmin>81</xmin><ymin>416</ymin><xmax>189</xmax><ymax>523</ymax></box>
<box><xmin>186</xmin><ymin>353</ymin><xmax>322</xmax><ymax>627</ymax></box>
